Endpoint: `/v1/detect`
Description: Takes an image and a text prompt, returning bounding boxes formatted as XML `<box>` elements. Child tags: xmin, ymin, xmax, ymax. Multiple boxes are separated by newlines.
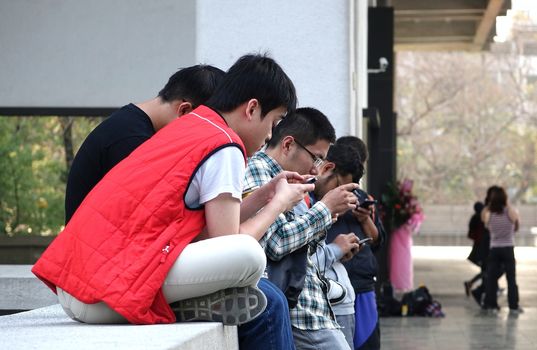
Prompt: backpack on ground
<box><xmin>401</xmin><ymin>285</ymin><xmax>444</xmax><ymax>317</ymax></box>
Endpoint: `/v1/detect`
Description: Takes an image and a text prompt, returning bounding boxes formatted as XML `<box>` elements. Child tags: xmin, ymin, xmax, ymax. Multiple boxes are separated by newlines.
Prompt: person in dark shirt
<box><xmin>65</xmin><ymin>65</ymin><xmax>225</xmax><ymax>223</ymax></box>
<box><xmin>464</xmin><ymin>201</ymin><xmax>485</xmax><ymax>296</ymax></box>
<box><xmin>310</xmin><ymin>141</ymin><xmax>364</xmax><ymax>349</ymax></box>
<box><xmin>328</xmin><ymin>136</ymin><xmax>385</xmax><ymax>350</ymax></box>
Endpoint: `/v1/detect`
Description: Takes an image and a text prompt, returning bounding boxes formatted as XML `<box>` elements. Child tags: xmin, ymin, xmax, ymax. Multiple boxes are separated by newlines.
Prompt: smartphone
<box><xmin>305</xmin><ymin>177</ymin><xmax>317</xmax><ymax>184</ymax></box>
<box><xmin>359</xmin><ymin>199</ymin><xmax>377</xmax><ymax>208</ymax></box>
<box><xmin>358</xmin><ymin>237</ymin><xmax>373</xmax><ymax>245</ymax></box>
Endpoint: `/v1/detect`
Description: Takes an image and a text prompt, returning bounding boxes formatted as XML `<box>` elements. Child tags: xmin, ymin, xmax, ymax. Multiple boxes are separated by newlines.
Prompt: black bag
<box><xmin>401</xmin><ymin>286</ymin><xmax>433</xmax><ymax>316</ymax></box>
<box><xmin>266</xmin><ymin>245</ymin><xmax>309</xmax><ymax>309</ymax></box>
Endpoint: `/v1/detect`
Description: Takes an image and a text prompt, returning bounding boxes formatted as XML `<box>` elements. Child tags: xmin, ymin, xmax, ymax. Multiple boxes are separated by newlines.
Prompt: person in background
<box><xmin>470</xmin><ymin>186</ymin><xmax>505</xmax><ymax>307</ymax></box>
<box><xmin>481</xmin><ymin>186</ymin><xmax>522</xmax><ymax>313</ymax></box>
<box><xmin>464</xmin><ymin>201</ymin><xmax>486</xmax><ymax>296</ymax></box>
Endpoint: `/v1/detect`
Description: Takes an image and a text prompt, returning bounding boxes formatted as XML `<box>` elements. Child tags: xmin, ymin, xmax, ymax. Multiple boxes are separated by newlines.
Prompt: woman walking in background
<box><xmin>464</xmin><ymin>201</ymin><xmax>486</xmax><ymax>296</ymax></box>
<box><xmin>481</xmin><ymin>186</ymin><xmax>522</xmax><ymax>313</ymax></box>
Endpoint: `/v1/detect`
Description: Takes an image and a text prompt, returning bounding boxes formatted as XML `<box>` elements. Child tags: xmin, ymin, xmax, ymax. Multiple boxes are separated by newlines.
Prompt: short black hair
<box><xmin>266</xmin><ymin>107</ymin><xmax>336</xmax><ymax>148</ymax></box>
<box><xmin>474</xmin><ymin>201</ymin><xmax>484</xmax><ymax>213</ymax></box>
<box><xmin>337</xmin><ymin>136</ymin><xmax>368</xmax><ymax>164</ymax></box>
<box><xmin>326</xmin><ymin>142</ymin><xmax>364</xmax><ymax>182</ymax></box>
<box><xmin>206</xmin><ymin>53</ymin><xmax>297</xmax><ymax>117</ymax></box>
<box><xmin>158</xmin><ymin>64</ymin><xmax>225</xmax><ymax>107</ymax></box>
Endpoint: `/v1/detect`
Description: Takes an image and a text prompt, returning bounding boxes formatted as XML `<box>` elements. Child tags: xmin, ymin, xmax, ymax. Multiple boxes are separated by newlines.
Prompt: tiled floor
<box><xmin>380</xmin><ymin>246</ymin><xmax>537</xmax><ymax>350</ymax></box>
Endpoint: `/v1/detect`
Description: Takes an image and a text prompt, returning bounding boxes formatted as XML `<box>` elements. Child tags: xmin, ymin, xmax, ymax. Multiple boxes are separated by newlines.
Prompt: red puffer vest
<box><xmin>32</xmin><ymin>106</ymin><xmax>246</xmax><ymax>324</ymax></box>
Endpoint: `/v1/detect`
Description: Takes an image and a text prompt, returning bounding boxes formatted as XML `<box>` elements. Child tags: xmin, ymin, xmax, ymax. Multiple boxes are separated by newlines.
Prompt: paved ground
<box><xmin>380</xmin><ymin>246</ymin><xmax>537</xmax><ymax>350</ymax></box>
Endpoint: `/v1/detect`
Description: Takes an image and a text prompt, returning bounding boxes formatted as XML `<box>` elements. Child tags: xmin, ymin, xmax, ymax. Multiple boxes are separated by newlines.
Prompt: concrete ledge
<box><xmin>0</xmin><ymin>304</ymin><xmax>238</xmax><ymax>350</ymax></box>
<box><xmin>0</xmin><ymin>265</ymin><xmax>238</xmax><ymax>349</ymax></box>
<box><xmin>0</xmin><ymin>265</ymin><xmax>57</xmax><ymax>310</ymax></box>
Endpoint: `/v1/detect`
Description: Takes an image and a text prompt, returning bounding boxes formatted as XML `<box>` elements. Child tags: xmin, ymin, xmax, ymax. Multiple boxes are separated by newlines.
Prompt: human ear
<box><xmin>245</xmin><ymin>99</ymin><xmax>259</xmax><ymax>121</ymax></box>
<box><xmin>281</xmin><ymin>136</ymin><xmax>294</xmax><ymax>155</ymax></box>
<box><xmin>320</xmin><ymin>162</ymin><xmax>335</xmax><ymax>175</ymax></box>
<box><xmin>176</xmin><ymin>101</ymin><xmax>193</xmax><ymax>116</ymax></box>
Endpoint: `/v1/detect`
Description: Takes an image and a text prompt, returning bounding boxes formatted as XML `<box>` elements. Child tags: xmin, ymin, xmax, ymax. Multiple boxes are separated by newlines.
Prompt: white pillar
<box><xmin>350</xmin><ymin>0</ymin><xmax>369</xmax><ymax>138</ymax></box>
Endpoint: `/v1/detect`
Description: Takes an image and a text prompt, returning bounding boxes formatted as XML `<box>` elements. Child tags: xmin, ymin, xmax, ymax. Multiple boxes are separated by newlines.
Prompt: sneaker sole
<box><xmin>172</xmin><ymin>286</ymin><xmax>267</xmax><ymax>325</ymax></box>
<box><xmin>509</xmin><ymin>308</ymin><xmax>524</xmax><ymax>314</ymax></box>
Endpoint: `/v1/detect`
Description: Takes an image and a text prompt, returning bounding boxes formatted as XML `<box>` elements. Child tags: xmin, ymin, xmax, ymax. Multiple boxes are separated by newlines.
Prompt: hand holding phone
<box><xmin>358</xmin><ymin>237</ymin><xmax>373</xmax><ymax>245</ymax></box>
<box><xmin>359</xmin><ymin>199</ymin><xmax>377</xmax><ymax>209</ymax></box>
<box><xmin>350</xmin><ymin>237</ymin><xmax>373</xmax><ymax>255</ymax></box>
<box><xmin>305</xmin><ymin>177</ymin><xmax>317</xmax><ymax>184</ymax></box>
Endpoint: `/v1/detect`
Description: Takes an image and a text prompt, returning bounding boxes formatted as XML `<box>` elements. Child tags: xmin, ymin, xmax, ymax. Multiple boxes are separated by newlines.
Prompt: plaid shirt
<box><xmin>244</xmin><ymin>151</ymin><xmax>339</xmax><ymax>330</ymax></box>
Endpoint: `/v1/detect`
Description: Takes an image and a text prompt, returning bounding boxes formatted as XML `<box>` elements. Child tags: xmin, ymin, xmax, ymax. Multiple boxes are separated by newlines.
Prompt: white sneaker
<box><xmin>509</xmin><ymin>307</ymin><xmax>524</xmax><ymax>314</ymax></box>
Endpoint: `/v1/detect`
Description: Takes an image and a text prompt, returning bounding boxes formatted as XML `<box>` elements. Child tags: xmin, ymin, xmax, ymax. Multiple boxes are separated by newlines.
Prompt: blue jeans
<box><xmin>238</xmin><ymin>278</ymin><xmax>296</xmax><ymax>350</ymax></box>
<box><xmin>335</xmin><ymin>314</ymin><xmax>355</xmax><ymax>349</ymax></box>
<box><xmin>292</xmin><ymin>327</ymin><xmax>351</xmax><ymax>350</ymax></box>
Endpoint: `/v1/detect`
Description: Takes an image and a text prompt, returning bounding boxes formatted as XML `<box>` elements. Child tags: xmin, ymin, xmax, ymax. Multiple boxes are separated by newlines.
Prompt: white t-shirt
<box><xmin>184</xmin><ymin>146</ymin><xmax>245</xmax><ymax>208</ymax></box>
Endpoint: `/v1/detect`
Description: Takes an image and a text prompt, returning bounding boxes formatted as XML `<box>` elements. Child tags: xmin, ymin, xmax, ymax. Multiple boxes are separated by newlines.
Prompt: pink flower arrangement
<box><xmin>381</xmin><ymin>179</ymin><xmax>424</xmax><ymax>231</ymax></box>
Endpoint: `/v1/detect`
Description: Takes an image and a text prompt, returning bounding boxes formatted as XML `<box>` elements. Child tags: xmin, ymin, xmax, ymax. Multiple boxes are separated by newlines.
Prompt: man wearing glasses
<box><xmin>243</xmin><ymin>107</ymin><xmax>359</xmax><ymax>350</ymax></box>
<box><xmin>294</xmin><ymin>138</ymin><xmax>325</xmax><ymax>169</ymax></box>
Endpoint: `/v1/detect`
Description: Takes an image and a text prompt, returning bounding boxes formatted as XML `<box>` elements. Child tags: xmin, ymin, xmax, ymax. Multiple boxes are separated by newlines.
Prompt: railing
<box><xmin>414</xmin><ymin>204</ymin><xmax>537</xmax><ymax>247</ymax></box>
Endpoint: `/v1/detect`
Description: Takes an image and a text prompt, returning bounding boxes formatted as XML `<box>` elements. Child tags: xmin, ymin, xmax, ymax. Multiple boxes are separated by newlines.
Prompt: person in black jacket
<box><xmin>326</xmin><ymin>136</ymin><xmax>385</xmax><ymax>350</ymax></box>
<box><xmin>464</xmin><ymin>201</ymin><xmax>485</xmax><ymax>296</ymax></box>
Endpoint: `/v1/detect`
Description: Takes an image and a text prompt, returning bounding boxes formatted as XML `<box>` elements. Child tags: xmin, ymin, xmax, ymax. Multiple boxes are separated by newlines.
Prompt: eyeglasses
<box><xmin>294</xmin><ymin>139</ymin><xmax>324</xmax><ymax>168</ymax></box>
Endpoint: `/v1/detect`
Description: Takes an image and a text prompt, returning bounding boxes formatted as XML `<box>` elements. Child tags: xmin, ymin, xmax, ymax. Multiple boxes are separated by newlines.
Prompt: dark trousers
<box><xmin>238</xmin><ymin>278</ymin><xmax>296</xmax><ymax>350</ymax></box>
<box><xmin>483</xmin><ymin>246</ymin><xmax>519</xmax><ymax>309</ymax></box>
<box><xmin>356</xmin><ymin>321</ymin><xmax>380</xmax><ymax>350</ymax></box>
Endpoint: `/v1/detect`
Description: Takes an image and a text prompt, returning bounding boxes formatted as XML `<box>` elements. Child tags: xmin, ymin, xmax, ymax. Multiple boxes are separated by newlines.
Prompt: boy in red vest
<box><xmin>33</xmin><ymin>54</ymin><xmax>312</xmax><ymax>334</ymax></box>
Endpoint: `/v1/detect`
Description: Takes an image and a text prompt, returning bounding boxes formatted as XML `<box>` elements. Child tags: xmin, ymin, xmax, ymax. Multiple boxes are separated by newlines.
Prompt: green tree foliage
<box><xmin>0</xmin><ymin>116</ymin><xmax>100</xmax><ymax>236</ymax></box>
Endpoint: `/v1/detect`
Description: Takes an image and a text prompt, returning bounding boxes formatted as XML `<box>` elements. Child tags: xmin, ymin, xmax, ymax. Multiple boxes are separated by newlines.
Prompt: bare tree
<box><xmin>396</xmin><ymin>50</ymin><xmax>537</xmax><ymax>204</ymax></box>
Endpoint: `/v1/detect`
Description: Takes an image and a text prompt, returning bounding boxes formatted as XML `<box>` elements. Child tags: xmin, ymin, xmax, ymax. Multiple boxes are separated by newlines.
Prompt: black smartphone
<box><xmin>305</xmin><ymin>177</ymin><xmax>317</xmax><ymax>184</ymax></box>
<box><xmin>359</xmin><ymin>199</ymin><xmax>377</xmax><ymax>208</ymax></box>
<box><xmin>358</xmin><ymin>237</ymin><xmax>373</xmax><ymax>245</ymax></box>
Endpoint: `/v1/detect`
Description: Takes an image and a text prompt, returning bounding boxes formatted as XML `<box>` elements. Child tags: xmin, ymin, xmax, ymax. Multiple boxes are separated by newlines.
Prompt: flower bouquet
<box><xmin>381</xmin><ymin>179</ymin><xmax>424</xmax><ymax>233</ymax></box>
<box><xmin>382</xmin><ymin>179</ymin><xmax>425</xmax><ymax>292</ymax></box>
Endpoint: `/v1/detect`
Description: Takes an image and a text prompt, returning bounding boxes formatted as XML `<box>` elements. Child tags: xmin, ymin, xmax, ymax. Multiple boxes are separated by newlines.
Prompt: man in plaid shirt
<box><xmin>244</xmin><ymin>107</ymin><xmax>359</xmax><ymax>350</ymax></box>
